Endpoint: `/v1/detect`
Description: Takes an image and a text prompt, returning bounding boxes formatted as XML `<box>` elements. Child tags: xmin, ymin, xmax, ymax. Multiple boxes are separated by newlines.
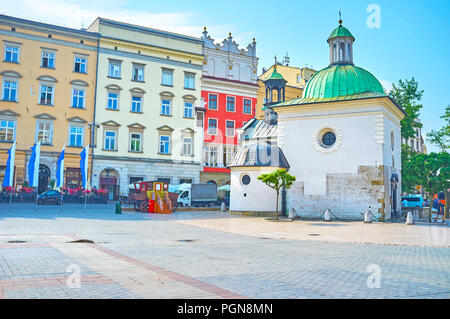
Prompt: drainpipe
<box><xmin>89</xmin><ymin>37</ymin><xmax>100</xmax><ymax>186</ymax></box>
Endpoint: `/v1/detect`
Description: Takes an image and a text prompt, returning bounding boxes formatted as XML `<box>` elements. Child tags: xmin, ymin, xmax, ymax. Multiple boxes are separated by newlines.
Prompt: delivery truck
<box><xmin>177</xmin><ymin>183</ymin><xmax>217</xmax><ymax>207</ymax></box>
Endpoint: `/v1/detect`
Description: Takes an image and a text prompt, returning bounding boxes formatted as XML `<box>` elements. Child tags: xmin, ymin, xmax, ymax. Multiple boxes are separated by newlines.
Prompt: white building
<box><xmin>229</xmin><ymin>19</ymin><xmax>405</xmax><ymax>220</ymax></box>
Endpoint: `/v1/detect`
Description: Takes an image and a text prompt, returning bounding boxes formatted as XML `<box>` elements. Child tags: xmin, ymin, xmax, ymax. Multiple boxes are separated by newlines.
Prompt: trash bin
<box><xmin>115</xmin><ymin>202</ymin><xmax>122</xmax><ymax>214</ymax></box>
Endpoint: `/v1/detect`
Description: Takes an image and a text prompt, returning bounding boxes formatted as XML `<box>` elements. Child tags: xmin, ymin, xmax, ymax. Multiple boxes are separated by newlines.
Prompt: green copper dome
<box><xmin>327</xmin><ymin>25</ymin><xmax>355</xmax><ymax>42</ymax></box>
<box><xmin>267</xmin><ymin>66</ymin><xmax>285</xmax><ymax>80</ymax></box>
<box><xmin>272</xmin><ymin>65</ymin><xmax>387</xmax><ymax>107</ymax></box>
<box><xmin>303</xmin><ymin>65</ymin><xmax>385</xmax><ymax>99</ymax></box>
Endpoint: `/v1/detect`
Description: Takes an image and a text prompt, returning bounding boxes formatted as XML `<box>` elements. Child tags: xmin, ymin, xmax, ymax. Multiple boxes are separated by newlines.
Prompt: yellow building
<box><xmin>256</xmin><ymin>64</ymin><xmax>316</xmax><ymax>119</ymax></box>
<box><xmin>0</xmin><ymin>14</ymin><xmax>99</xmax><ymax>192</ymax></box>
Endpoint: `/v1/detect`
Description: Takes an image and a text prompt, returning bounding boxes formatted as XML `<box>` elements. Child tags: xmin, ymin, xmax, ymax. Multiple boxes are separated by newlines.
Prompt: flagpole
<box><xmin>2</xmin><ymin>141</ymin><xmax>16</xmax><ymax>206</ymax></box>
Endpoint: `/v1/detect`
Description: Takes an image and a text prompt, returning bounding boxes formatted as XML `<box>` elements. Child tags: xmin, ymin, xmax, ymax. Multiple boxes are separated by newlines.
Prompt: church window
<box><xmin>339</xmin><ymin>42</ymin><xmax>345</xmax><ymax>61</ymax></box>
<box><xmin>321</xmin><ymin>131</ymin><xmax>336</xmax><ymax>147</ymax></box>
<box><xmin>391</xmin><ymin>132</ymin><xmax>395</xmax><ymax>151</ymax></box>
<box><xmin>241</xmin><ymin>174</ymin><xmax>250</xmax><ymax>186</ymax></box>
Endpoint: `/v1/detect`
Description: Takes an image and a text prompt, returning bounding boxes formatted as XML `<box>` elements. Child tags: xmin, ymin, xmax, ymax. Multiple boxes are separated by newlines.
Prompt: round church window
<box><xmin>321</xmin><ymin>131</ymin><xmax>336</xmax><ymax>147</ymax></box>
<box><xmin>241</xmin><ymin>174</ymin><xmax>251</xmax><ymax>185</ymax></box>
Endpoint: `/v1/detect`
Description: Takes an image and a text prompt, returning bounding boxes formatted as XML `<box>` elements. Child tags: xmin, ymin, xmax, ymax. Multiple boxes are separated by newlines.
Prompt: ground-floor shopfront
<box><xmin>91</xmin><ymin>156</ymin><xmax>202</xmax><ymax>200</ymax></box>
<box><xmin>0</xmin><ymin>148</ymin><xmax>91</xmax><ymax>194</ymax></box>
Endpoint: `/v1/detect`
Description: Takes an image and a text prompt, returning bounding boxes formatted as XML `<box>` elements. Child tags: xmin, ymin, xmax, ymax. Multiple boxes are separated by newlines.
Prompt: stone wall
<box><xmin>287</xmin><ymin>165</ymin><xmax>387</xmax><ymax>220</ymax></box>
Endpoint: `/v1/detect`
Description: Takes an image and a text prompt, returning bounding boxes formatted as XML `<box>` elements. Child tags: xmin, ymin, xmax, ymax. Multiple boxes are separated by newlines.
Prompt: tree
<box><xmin>427</xmin><ymin>105</ymin><xmax>450</xmax><ymax>152</ymax></box>
<box><xmin>404</xmin><ymin>152</ymin><xmax>450</xmax><ymax>221</ymax></box>
<box><xmin>389</xmin><ymin>78</ymin><xmax>424</xmax><ymax>140</ymax></box>
<box><xmin>258</xmin><ymin>169</ymin><xmax>296</xmax><ymax>220</ymax></box>
<box><xmin>401</xmin><ymin>144</ymin><xmax>418</xmax><ymax>193</ymax></box>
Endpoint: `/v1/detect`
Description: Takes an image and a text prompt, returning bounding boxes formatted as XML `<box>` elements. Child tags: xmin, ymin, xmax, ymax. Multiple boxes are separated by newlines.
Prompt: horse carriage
<box><xmin>129</xmin><ymin>181</ymin><xmax>179</xmax><ymax>213</ymax></box>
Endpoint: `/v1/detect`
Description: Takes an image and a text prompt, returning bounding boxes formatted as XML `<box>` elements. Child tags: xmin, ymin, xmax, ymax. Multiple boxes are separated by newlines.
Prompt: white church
<box><xmin>229</xmin><ymin>19</ymin><xmax>405</xmax><ymax>221</ymax></box>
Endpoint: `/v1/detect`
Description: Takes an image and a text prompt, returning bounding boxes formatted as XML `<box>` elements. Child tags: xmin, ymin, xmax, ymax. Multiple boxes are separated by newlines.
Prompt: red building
<box><xmin>200</xmin><ymin>29</ymin><xmax>259</xmax><ymax>187</ymax></box>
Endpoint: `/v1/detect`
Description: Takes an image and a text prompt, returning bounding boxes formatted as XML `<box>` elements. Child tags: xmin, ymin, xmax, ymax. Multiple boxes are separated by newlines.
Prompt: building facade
<box><xmin>200</xmin><ymin>29</ymin><xmax>258</xmax><ymax>188</ymax></box>
<box><xmin>0</xmin><ymin>14</ymin><xmax>99</xmax><ymax>193</ymax></box>
<box><xmin>402</xmin><ymin>119</ymin><xmax>427</xmax><ymax>154</ymax></box>
<box><xmin>87</xmin><ymin>18</ymin><xmax>204</xmax><ymax>199</ymax></box>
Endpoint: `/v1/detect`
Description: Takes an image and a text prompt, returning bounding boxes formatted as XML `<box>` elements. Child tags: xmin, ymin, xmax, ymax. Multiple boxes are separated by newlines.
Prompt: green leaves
<box><xmin>389</xmin><ymin>77</ymin><xmax>424</xmax><ymax>140</ymax></box>
<box><xmin>427</xmin><ymin>105</ymin><xmax>450</xmax><ymax>152</ymax></box>
<box><xmin>402</xmin><ymin>150</ymin><xmax>450</xmax><ymax>195</ymax></box>
<box><xmin>257</xmin><ymin>169</ymin><xmax>296</xmax><ymax>193</ymax></box>
<box><xmin>258</xmin><ymin>169</ymin><xmax>296</xmax><ymax>220</ymax></box>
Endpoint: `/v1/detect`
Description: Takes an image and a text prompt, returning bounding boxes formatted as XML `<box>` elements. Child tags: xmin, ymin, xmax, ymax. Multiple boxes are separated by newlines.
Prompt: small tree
<box><xmin>258</xmin><ymin>169</ymin><xmax>296</xmax><ymax>220</ymax></box>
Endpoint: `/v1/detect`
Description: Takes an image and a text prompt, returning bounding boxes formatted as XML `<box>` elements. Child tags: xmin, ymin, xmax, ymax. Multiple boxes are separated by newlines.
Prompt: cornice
<box><xmin>100</xmin><ymin>38</ymin><xmax>203</xmax><ymax>63</ymax></box>
<box><xmin>201</xmin><ymin>77</ymin><xmax>259</xmax><ymax>94</ymax></box>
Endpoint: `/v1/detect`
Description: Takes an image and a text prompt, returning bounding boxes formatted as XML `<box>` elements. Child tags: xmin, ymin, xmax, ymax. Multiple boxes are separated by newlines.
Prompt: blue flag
<box><xmin>80</xmin><ymin>145</ymin><xmax>89</xmax><ymax>189</ymax></box>
<box><xmin>2</xmin><ymin>142</ymin><xmax>16</xmax><ymax>187</ymax></box>
<box><xmin>56</xmin><ymin>146</ymin><xmax>65</xmax><ymax>188</ymax></box>
<box><xmin>28</xmin><ymin>141</ymin><xmax>41</xmax><ymax>187</ymax></box>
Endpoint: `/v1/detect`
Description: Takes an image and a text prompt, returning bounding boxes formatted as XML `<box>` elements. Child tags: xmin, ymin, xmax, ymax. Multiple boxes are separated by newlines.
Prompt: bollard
<box><xmin>289</xmin><ymin>208</ymin><xmax>297</xmax><ymax>219</ymax></box>
<box><xmin>324</xmin><ymin>209</ymin><xmax>332</xmax><ymax>222</ymax></box>
<box><xmin>221</xmin><ymin>202</ymin><xmax>226</xmax><ymax>212</ymax></box>
<box><xmin>115</xmin><ymin>202</ymin><xmax>122</xmax><ymax>214</ymax></box>
<box><xmin>405</xmin><ymin>211</ymin><xmax>414</xmax><ymax>225</ymax></box>
<box><xmin>364</xmin><ymin>209</ymin><xmax>372</xmax><ymax>223</ymax></box>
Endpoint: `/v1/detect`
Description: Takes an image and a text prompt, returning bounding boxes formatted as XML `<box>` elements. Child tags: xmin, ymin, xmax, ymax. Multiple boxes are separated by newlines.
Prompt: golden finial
<box><xmin>204</xmin><ymin>26</ymin><xmax>207</xmax><ymax>32</ymax></box>
<box><xmin>229</xmin><ymin>32</ymin><xmax>232</xmax><ymax>38</ymax></box>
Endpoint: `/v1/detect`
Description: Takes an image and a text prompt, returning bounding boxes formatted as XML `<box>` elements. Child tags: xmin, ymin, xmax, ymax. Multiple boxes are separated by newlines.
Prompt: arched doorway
<box><xmin>38</xmin><ymin>164</ymin><xmax>50</xmax><ymax>194</ymax></box>
<box><xmin>100</xmin><ymin>168</ymin><xmax>119</xmax><ymax>201</ymax></box>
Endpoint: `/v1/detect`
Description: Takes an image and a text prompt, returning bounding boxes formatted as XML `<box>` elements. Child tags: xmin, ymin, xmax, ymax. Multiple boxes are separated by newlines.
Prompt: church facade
<box><xmin>230</xmin><ymin>19</ymin><xmax>405</xmax><ymax>220</ymax></box>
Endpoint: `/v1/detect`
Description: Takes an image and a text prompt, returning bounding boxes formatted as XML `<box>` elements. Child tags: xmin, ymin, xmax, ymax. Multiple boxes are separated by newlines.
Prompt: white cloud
<box><xmin>0</xmin><ymin>0</ymin><xmax>253</xmax><ymax>44</ymax></box>
<box><xmin>380</xmin><ymin>79</ymin><xmax>393</xmax><ymax>94</ymax></box>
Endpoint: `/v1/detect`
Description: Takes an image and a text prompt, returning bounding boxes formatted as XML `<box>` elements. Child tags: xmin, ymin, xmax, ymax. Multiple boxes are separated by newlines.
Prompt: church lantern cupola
<box><xmin>327</xmin><ymin>13</ymin><xmax>355</xmax><ymax>66</ymax></box>
<box><xmin>262</xmin><ymin>65</ymin><xmax>287</xmax><ymax>125</ymax></box>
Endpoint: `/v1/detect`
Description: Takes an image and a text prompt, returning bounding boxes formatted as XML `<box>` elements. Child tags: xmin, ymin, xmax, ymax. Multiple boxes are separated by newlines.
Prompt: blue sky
<box><xmin>2</xmin><ymin>0</ymin><xmax>449</xmax><ymax>152</ymax></box>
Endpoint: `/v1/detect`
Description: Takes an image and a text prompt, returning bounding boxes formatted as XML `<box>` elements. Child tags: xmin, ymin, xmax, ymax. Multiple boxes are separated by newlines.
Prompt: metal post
<box><xmin>281</xmin><ymin>187</ymin><xmax>287</xmax><ymax>217</ymax></box>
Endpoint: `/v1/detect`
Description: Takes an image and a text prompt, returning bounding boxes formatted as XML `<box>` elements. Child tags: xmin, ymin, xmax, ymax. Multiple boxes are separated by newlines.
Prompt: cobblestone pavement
<box><xmin>0</xmin><ymin>204</ymin><xmax>449</xmax><ymax>299</ymax></box>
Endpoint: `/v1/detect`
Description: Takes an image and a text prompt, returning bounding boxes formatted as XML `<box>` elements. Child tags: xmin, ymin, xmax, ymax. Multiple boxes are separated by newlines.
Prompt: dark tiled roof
<box><xmin>228</xmin><ymin>142</ymin><xmax>289</xmax><ymax>169</ymax></box>
<box><xmin>242</xmin><ymin>119</ymin><xmax>278</xmax><ymax>141</ymax></box>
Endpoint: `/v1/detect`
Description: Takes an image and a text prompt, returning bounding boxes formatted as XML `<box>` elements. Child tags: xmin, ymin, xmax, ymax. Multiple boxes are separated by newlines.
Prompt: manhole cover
<box><xmin>308</xmin><ymin>234</ymin><xmax>321</xmax><ymax>236</ymax></box>
<box><xmin>67</xmin><ymin>239</ymin><xmax>95</xmax><ymax>244</ymax></box>
<box><xmin>259</xmin><ymin>237</ymin><xmax>272</xmax><ymax>240</ymax></box>
<box><xmin>177</xmin><ymin>239</ymin><xmax>197</xmax><ymax>243</ymax></box>
<box><xmin>8</xmin><ymin>240</ymin><xmax>27</xmax><ymax>243</ymax></box>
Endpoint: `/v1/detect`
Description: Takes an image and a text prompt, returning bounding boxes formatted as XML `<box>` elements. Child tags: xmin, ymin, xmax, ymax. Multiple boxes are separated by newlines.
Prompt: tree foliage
<box><xmin>258</xmin><ymin>169</ymin><xmax>296</xmax><ymax>220</ymax></box>
<box><xmin>427</xmin><ymin>105</ymin><xmax>450</xmax><ymax>152</ymax></box>
<box><xmin>402</xmin><ymin>151</ymin><xmax>449</xmax><ymax>195</ymax></box>
<box><xmin>389</xmin><ymin>78</ymin><xmax>424</xmax><ymax>139</ymax></box>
